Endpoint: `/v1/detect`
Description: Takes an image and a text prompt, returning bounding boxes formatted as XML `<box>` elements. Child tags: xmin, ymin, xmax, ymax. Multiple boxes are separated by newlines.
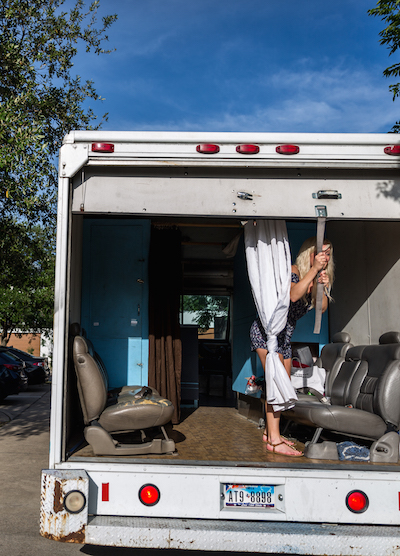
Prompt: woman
<box><xmin>250</xmin><ymin>237</ymin><xmax>334</xmax><ymax>457</ymax></box>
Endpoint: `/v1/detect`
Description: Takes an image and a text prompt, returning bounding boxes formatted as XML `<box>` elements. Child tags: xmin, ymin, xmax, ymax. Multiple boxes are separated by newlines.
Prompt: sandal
<box><xmin>265</xmin><ymin>439</ymin><xmax>304</xmax><ymax>457</ymax></box>
<box><xmin>262</xmin><ymin>433</ymin><xmax>295</xmax><ymax>446</ymax></box>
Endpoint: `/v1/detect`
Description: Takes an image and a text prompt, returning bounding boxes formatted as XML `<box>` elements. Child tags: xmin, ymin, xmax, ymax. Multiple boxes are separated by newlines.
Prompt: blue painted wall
<box><xmin>81</xmin><ymin>219</ymin><xmax>151</xmax><ymax>388</ymax></box>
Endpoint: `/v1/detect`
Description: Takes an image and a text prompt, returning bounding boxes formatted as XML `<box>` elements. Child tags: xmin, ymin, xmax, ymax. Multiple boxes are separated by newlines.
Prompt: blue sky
<box><xmin>72</xmin><ymin>0</ymin><xmax>399</xmax><ymax>133</ymax></box>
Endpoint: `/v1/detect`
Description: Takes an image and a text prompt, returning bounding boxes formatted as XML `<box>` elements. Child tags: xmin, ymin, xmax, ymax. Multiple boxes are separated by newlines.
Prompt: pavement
<box><xmin>0</xmin><ymin>384</ymin><xmax>152</xmax><ymax>556</ymax></box>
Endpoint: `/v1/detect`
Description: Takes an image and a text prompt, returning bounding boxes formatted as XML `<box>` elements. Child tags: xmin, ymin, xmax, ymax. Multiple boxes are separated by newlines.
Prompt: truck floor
<box><xmin>69</xmin><ymin>405</ymin><xmax>399</xmax><ymax>468</ymax></box>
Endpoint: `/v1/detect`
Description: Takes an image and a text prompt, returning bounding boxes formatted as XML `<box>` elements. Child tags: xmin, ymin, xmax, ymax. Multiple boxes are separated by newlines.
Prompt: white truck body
<box><xmin>41</xmin><ymin>131</ymin><xmax>400</xmax><ymax>553</ymax></box>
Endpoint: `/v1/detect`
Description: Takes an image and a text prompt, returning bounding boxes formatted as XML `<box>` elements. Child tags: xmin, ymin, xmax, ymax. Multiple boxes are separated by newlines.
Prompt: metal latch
<box><xmin>312</xmin><ymin>190</ymin><xmax>342</xmax><ymax>199</ymax></box>
<box><xmin>315</xmin><ymin>205</ymin><xmax>327</xmax><ymax>217</ymax></box>
<box><xmin>237</xmin><ymin>191</ymin><xmax>253</xmax><ymax>201</ymax></box>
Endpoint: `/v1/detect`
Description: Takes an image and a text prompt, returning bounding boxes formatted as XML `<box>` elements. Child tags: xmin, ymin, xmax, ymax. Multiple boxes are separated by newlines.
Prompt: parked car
<box><xmin>0</xmin><ymin>365</ymin><xmax>21</xmax><ymax>401</ymax></box>
<box><xmin>0</xmin><ymin>351</ymin><xmax>28</xmax><ymax>398</ymax></box>
<box><xmin>5</xmin><ymin>346</ymin><xmax>49</xmax><ymax>373</ymax></box>
<box><xmin>1</xmin><ymin>347</ymin><xmax>50</xmax><ymax>385</ymax></box>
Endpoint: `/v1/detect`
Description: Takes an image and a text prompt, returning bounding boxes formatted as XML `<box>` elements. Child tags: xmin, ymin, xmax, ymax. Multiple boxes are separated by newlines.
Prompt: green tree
<box><xmin>0</xmin><ymin>220</ymin><xmax>55</xmax><ymax>345</ymax></box>
<box><xmin>183</xmin><ymin>295</ymin><xmax>229</xmax><ymax>332</ymax></box>
<box><xmin>369</xmin><ymin>0</ymin><xmax>400</xmax><ymax>131</ymax></box>
<box><xmin>0</xmin><ymin>0</ymin><xmax>116</xmax><ymax>343</ymax></box>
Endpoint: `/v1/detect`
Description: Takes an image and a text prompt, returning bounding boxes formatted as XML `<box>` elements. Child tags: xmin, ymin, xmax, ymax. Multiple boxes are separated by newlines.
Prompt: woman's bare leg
<box><xmin>256</xmin><ymin>349</ymin><xmax>302</xmax><ymax>456</ymax></box>
<box><xmin>283</xmin><ymin>357</ymin><xmax>292</xmax><ymax>378</ymax></box>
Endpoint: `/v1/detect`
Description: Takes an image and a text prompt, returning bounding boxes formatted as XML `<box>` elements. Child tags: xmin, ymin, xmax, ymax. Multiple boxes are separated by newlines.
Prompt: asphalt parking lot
<box><xmin>0</xmin><ymin>384</ymin><xmax>140</xmax><ymax>555</ymax></box>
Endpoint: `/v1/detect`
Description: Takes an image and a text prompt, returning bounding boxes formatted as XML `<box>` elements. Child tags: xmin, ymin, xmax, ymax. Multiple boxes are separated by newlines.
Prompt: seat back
<box><xmin>349</xmin><ymin>341</ymin><xmax>400</xmax><ymax>428</ymax></box>
<box><xmin>317</xmin><ymin>331</ymin><xmax>353</xmax><ymax>396</ymax></box>
<box><xmin>330</xmin><ymin>345</ymin><xmax>367</xmax><ymax>406</ymax></box>
<box><xmin>73</xmin><ymin>335</ymin><xmax>108</xmax><ymax>425</ymax></box>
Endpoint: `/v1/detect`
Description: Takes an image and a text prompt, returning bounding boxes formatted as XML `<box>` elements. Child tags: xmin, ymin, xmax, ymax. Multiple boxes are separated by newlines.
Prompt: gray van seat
<box><xmin>73</xmin><ymin>335</ymin><xmax>175</xmax><ymax>456</ymax></box>
<box><xmin>285</xmin><ymin>344</ymin><xmax>365</xmax><ymax>427</ymax></box>
<box><xmin>304</xmin><ymin>333</ymin><xmax>400</xmax><ymax>443</ymax></box>
<box><xmin>294</xmin><ymin>331</ymin><xmax>352</xmax><ymax>405</ymax></box>
<box><xmin>316</xmin><ymin>331</ymin><xmax>353</xmax><ymax>397</ymax></box>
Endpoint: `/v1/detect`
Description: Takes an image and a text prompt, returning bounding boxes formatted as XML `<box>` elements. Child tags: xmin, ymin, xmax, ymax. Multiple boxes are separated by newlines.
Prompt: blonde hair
<box><xmin>294</xmin><ymin>237</ymin><xmax>335</xmax><ymax>307</ymax></box>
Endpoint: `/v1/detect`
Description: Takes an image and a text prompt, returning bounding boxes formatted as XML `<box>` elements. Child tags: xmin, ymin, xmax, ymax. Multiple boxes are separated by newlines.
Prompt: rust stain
<box><xmin>53</xmin><ymin>479</ymin><xmax>64</xmax><ymax>513</ymax></box>
<box><xmin>41</xmin><ymin>525</ymin><xmax>85</xmax><ymax>544</ymax></box>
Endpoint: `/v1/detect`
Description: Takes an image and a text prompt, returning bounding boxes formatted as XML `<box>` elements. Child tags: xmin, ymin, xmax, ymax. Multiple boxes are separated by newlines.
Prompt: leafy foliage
<box><xmin>0</xmin><ymin>0</ymin><xmax>116</xmax><ymax>343</ymax></box>
<box><xmin>369</xmin><ymin>0</ymin><xmax>400</xmax><ymax>131</ymax></box>
<box><xmin>183</xmin><ymin>295</ymin><xmax>229</xmax><ymax>332</ymax></box>
<box><xmin>0</xmin><ymin>220</ymin><xmax>55</xmax><ymax>345</ymax></box>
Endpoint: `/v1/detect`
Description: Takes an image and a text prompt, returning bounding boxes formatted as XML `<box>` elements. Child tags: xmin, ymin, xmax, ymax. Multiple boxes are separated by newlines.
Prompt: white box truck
<box><xmin>41</xmin><ymin>131</ymin><xmax>400</xmax><ymax>554</ymax></box>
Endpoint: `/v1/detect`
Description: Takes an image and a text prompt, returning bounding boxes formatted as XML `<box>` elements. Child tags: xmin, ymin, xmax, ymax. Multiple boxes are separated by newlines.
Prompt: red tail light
<box><xmin>3</xmin><ymin>364</ymin><xmax>19</xmax><ymax>371</ymax></box>
<box><xmin>346</xmin><ymin>490</ymin><xmax>369</xmax><ymax>513</ymax></box>
<box><xmin>276</xmin><ymin>144</ymin><xmax>300</xmax><ymax>155</ymax></box>
<box><xmin>139</xmin><ymin>484</ymin><xmax>160</xmax><ymax>506</ymax></box>
<box><xmin>91</xmin><ymin>143</ymin><xmax>115</xmax><ymax>153</ymax></box>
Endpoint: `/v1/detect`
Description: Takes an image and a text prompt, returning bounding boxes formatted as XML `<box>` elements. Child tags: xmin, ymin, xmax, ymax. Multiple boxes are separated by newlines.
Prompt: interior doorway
<box><xmin>180</xmin><ymin>294</ymin><xmax>234</xmax><ymax>407</ymax></box>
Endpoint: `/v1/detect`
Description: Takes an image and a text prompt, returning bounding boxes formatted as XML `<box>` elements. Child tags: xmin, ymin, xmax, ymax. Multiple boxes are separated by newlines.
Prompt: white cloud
<box><xmin>118</xmin><ymin>63</ymin><xmax>398</xmax><ymax>133</ymax></box>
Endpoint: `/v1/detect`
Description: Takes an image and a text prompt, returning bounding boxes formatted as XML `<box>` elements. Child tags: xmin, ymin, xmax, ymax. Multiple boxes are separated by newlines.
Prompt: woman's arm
<box><xmin>319</xmin><ymin>270</ymin><xmax>329</xmax><ymax>313</ymax></box>
<box><xmin>290</xmin><ymin>251</ymin><xmax>328</xmax><ymax>303</ymax></box>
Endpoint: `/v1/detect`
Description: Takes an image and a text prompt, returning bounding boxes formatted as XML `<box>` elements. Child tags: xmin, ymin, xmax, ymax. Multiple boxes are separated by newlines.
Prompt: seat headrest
<box><xmin>345</xmin><ymin>345</ymin><xmax>367</xmax><ymax>361</ymax></box>
<box><xmin>379</xmin><ymin>331</ymin><xmax>400</xmax><ymax>344</ymax></box>
<box><xmin>362</xmin><ymin>342</ymin><xmax>400</xmax><ymax>375</ymax></box>
<box><xmin>332</xmin><ymin>331</ymin><xmax>351</xmax><ymax>344</ymax></box>
<box><xmin>69</xmin><ymin>322</ymin><xmax>81</xmax><ymax>337</ymax></box>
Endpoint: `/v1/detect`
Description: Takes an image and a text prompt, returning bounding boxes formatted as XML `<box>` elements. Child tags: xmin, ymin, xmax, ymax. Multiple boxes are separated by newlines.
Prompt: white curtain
<box><xmin>244</xmin><ymin>220</ymin><xmax>297</xmax><ymax>411</ymax></box>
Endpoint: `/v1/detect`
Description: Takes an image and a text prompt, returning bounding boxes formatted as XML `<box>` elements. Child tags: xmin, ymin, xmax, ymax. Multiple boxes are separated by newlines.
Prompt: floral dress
<box><xmin>250</xmin><ymin>273</ymin><xmax>312</xmax><ymax>359</ymax></box>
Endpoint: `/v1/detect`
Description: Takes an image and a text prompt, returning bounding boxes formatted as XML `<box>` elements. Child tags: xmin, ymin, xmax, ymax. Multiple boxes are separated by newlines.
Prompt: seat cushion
<box><xmin>99</xmin><ymin>391</ymin><xmax>174</xmax><ymax>433</ymax></box>
<box><xmin>309</xmin><ymin>405</ymin><xmax>387</xmax><ymax>440</ymax></box>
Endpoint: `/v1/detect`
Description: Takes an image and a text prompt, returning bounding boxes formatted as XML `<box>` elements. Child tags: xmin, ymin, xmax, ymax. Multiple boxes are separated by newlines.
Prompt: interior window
<box><xmin>180</xmin><ymin>295</ymin><xmax>230</xmax><ymax>340</ymax></box>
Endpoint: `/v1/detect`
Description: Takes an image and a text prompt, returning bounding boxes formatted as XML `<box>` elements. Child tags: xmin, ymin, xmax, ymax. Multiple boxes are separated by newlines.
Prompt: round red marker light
<box><xmin>196</xmin><ymin>144</ymin><xmax>220</xmax><ymax>154</ymax></box>
<box><xmin>346</xmin><ymin>490</ymin><xmax>369</xmax><ymax>513</ymax></box>
<box><xmin>236</xmin><ymin>144</ymin><xmax>260</xmax><ymax>154</ymax></box>
<box><xmin>276</xmin><ymin>144</ymin><xmax>300</xmax><ymax>155</ymax></box>
<box><xmin>139</xmin><ymin>484</ymin><xmax>160</xmax><ymax>506</ymax></box>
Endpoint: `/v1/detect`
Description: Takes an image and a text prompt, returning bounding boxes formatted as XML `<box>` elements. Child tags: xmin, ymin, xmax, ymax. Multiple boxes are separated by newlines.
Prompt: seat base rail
<box><xmin>84</xmin><ymin>422</ymin><xmax>176</xmax><ymax>456</ymax></box>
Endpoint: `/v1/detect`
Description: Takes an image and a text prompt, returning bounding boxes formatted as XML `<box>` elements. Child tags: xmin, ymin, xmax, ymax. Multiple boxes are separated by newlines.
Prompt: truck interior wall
<box><xmin>327</xmin><ymin>220</ymin><xmax>400</xmax><ymax>345</ymax></box>
<box><xmin>69</xmin><ymin>214</ymin><xmax>83</xmax><ymax>323</ymax></box>
<box><xmin>64</xmin><ymin>214</ymin><xmax>84</xmax><ymax>455</ymax></box>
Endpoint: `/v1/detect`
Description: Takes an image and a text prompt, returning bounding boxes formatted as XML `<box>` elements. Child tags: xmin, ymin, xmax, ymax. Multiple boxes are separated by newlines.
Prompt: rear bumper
<box><xmin>40</xmin><ymin>468</ymin><xmax>400</xmax><ymax>553</ymax></box>
<box><xmin>85</xmin><ymin>516</ymin><xmax>400</xmax><ymax>555</ymax></box>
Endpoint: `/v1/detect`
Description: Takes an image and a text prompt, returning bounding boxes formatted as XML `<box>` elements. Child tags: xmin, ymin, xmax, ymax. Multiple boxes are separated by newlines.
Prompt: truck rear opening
<box><xmin>41</xmin><ymin>132</ymin><xmax>400</xmax><ymax>552</ymax></box>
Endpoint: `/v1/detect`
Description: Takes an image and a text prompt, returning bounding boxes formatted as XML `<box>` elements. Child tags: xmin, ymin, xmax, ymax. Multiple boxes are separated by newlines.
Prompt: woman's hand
<box><xmin>312</xmin><ymin>250</ymin><xmax>328</xmax><ymax>272</ymax></box>
<box><xmin>318</xmin><ymin>270</ymin><xmax>330</xmax><ymax>288</ymax></box>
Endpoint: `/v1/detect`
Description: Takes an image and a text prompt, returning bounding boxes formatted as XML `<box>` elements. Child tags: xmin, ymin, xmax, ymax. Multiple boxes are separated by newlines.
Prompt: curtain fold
<box><xmin>148</xmin><ymin>227</ymin><xmax>182</xmax><ymax>424</ymax></box>
<box><xmin>244</xmin><ymin>220</ymin><xmax>297</xmax><ymax>411</ymax></box>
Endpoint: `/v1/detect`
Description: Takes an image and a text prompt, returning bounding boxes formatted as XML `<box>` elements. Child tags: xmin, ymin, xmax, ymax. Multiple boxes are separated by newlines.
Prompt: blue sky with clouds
<box><xmin>72</xmin><ymin>0</ymin><xmax>399</xmax><ymax>133</ymax></box>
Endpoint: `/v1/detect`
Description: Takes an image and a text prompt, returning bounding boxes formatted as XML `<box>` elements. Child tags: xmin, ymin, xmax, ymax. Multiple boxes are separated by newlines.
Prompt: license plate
<box><xmin>223</xmin><ymin>484</ymin><xmax>275</xmax><ymax>508</ymax></box>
